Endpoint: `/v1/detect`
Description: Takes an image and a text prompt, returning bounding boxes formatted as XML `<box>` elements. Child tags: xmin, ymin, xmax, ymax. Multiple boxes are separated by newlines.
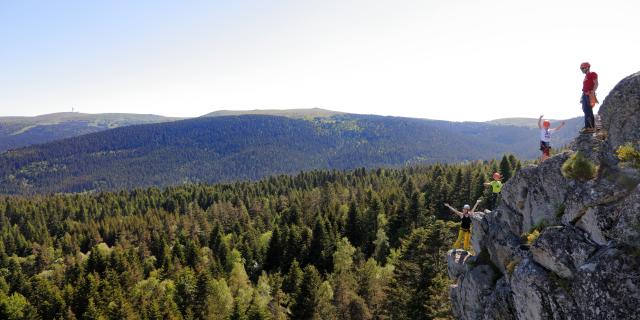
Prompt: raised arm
<box><xmin>471</xmin><ymin>199</ymin><xmax>482</xmax><ymax>212</ymax></box>
<box><xmin>553</xmin><ymin>121</ymin><xmax>566</xmax><ymax>131</ymax></box>
<box><xmin>444</xmin><ymin>203</ymin><xmax>462</xmax><ymax>217</ymax></box>
<box><xmin>538</xmin><ymin>115</ymin><xmax>543</xmax><ymax>129</ymax></box>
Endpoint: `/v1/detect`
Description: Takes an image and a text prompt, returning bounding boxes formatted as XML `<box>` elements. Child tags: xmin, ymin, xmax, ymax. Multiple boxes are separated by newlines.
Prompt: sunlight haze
<box><xmin>1</xmin><ymin>0</ymin><xmax>638</xmax><ymax>121</ymax></box>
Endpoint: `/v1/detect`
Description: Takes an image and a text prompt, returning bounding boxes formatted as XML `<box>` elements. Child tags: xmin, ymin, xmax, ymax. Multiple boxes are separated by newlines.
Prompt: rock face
<box><xmin>599</xmin><ymin>71</ymin><xmax>640</xmax><ymax>152</ymax></box>
<box><xmin>447</xmin><ymin>71</ymin><xmax>640</xmax><ymax>320</ymax></box>
<box><xmin>530</xmin><ymin>226</ymin><xmax>597</xmax><ymax>279</ymax></box>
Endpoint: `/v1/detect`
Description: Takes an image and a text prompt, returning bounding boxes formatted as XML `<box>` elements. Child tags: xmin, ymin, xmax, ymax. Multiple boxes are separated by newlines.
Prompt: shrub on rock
<box><xmin>616</xmin><ymin>142</ymin><xmax>640</xmax><ymax>169</ymax></box>
<box><xmin>561</xmin><ymin>152</ymin><xmax>596</xmax><ymax>181</ymax></box>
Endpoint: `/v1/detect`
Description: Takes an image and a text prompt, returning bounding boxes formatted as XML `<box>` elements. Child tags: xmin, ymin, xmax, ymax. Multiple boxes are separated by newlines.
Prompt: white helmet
<box><xmin>463</xmin><ymin>204</ymin><xmax>471</xmax><ymax>210</ymax></box>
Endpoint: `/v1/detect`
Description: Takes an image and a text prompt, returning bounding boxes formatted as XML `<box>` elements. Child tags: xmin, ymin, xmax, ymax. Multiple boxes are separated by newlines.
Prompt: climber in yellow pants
<box><xmin>445</xmin><ymin>199</ymin><xmax>482</xmax><ymax>251</ymax></box>
<box><xmin>454</xmin><ymin>229</ymin><xmax>472</xmax><ymax>251</ymax></box>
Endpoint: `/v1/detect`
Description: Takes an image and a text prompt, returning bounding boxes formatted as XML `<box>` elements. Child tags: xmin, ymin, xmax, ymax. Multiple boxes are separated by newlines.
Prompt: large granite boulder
<box><xmin>599</xmin><ymin>71</ymin><xmax>640</xmax><ymax>152</ymax></box>
<box><xmin>500</xmin><ymin>152</ymin><xmax>573</xmax><ymax>236</ymax></box>
<box><xmin>479</xmin><ymin>277</ymin><xmax>516</xmax><ymax>320</ymax></box>
<box><xmin>510</xmin><ymin>258</ymin><xmax>578</xmax><ymax>320</ymax></box>
<box><xmin>530</xmin><ymin>226</ymin><xmax>598</xmax><ymax>279</ymax></box>
<box><xmin>572</xmin><ymin>247</ymin><xmax>640</xmax><ymax>319</ymax></box>
<box><xmin>450</xmin><ymin>264</ymin><xmax>498</xmax><ymax>320</ymax></box>
<box><xmin>470</xmin><ymin>209</ymin><xmax>517</xmax><ymax>272</ymax></box>
<box><xmin>609</xmin><ymin>184</ymin><xmax>640</xmax><ymax>248</ymax></box>
<box><xmin>562</xmin><ymin>169</ymin><xmax>640</xmax><ymax>247</ymax></box>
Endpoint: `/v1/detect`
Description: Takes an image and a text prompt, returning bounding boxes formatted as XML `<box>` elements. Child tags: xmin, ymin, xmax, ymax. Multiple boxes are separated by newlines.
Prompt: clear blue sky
<box><xmin>1</xmin><ymin>0</ymin><xmax>639</xmax><ymax>121</ymax></box>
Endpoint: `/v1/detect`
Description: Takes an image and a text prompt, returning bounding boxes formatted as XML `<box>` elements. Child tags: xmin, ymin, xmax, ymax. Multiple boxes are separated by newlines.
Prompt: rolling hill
<box><xmin>203</xmin><ymin>107</ymin><xmax>344</xmax><ymax>119</ymax></box>
<box><xmin>0</xmin><ymin>112</ymin><xmax>181</xmax><ymax>152</ymax></box>
<box><xmin>0</xmin><ymin>112</ymin><xmax>582</xmax><ymax>195</ymax></box>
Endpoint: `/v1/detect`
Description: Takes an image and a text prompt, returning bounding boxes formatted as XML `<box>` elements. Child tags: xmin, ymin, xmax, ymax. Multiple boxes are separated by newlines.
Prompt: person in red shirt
<box><xmin>580</xmin><ymin>62</ymin><xmax>598</xmax><ymax>133</ymax></box>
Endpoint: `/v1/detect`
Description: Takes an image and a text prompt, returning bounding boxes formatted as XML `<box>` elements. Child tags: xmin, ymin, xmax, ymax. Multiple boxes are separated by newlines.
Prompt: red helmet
<box><xmin>580</xmin><ymin>62</ymin><xmax>590</xmax><ymax>69</ymax></box>
<box><xmin>543</xmin><ymin>120</ymin><xmax>551</xmax><ymax>128</ymax></box>
<box><xmin>492</xmin><ymin>172</ymin><xmax>502</xmax><ymax>180</ymax></box>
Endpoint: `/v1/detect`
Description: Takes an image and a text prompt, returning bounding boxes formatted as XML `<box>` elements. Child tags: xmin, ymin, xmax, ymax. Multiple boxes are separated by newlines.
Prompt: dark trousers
<box><xmin>486</xmin><ymin>191</ymin><xmax>501</xmax><ymax>210</ymax></box>
<box><xmin>582</xmin><ymin>93</ymin><xmax>595</xmax><ymax>128</ymax></box>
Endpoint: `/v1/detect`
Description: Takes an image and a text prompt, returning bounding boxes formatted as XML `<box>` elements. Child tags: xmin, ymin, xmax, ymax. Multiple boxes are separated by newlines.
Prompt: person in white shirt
<box><xmin>538</xmin><ymin>115</ymin><xmax>565</xmax><ymax>162</ymax></box>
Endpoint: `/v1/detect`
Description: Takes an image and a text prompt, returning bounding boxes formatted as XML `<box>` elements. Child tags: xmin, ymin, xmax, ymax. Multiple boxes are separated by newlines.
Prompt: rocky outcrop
<box><xmin>448</xmin><ymin>71</ymin><xmax>640</xmax><ymax>320</ymax></box>
<box><xmin>530</xmin><ymin>226</ymin><xmax>597</xmax><ymax>279</ymax></box>
<box><xmin>599</xmin><ymin>71</ymin><xmax>640</xmax><ymax>152</ymax></box>
<box><xmin>450</xmin><ymin>264</ymin><xmax>498</xmax><ymax>320</ymax></box>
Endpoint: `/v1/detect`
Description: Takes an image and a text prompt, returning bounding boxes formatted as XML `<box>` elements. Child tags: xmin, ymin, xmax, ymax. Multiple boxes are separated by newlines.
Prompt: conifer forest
<box><xmin>0</xmin><ymin>155</ymin><xmax>520</xmax><ymax>319</ymax></box>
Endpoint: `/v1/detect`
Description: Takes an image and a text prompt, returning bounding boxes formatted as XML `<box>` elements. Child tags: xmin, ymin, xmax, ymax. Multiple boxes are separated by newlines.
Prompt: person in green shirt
<box><xmin>483</xmin><ymin>172</ymin><xmax>502</xmax><ymax>210</ymax></box>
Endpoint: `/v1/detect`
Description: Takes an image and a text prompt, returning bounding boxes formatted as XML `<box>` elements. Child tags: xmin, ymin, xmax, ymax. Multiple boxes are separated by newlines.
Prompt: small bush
<box><xmin>521</xmin><ymin>219</ymin><xmax>549</xmax><ymax>244</ymax></box>
<box><xmin>506</xmin><ymin>259</ymin><xmax>519</xmax><ymax>275</ymax></box>
<box><xmin>616</xmin><ymin>142</ymin><xmax>640</xmax><ymax>169</ymax></box>
<box><xmin>526</xmin><ymin>229</ymin><xmax>540</xmax><ymax>245</ymax></box>
<box><xmin>561</xmin><ymin>152</ymin><xmax>596</xmax><ymax>181</ymax></box>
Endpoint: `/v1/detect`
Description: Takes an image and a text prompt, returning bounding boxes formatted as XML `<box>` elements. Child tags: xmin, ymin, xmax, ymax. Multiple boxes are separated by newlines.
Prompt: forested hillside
<box><xmin>1</xmin><ymin>113</ymin><xmax>541</xmax><ymax>195</ymax></box>
<box><xmin>0</xmin><ymin>156</ymin><xmax>520</xmax><ymax>319</ymax></box>
<box><xmin>0</xmin><ymin>113</ymin><xmax>179</xmax><ymax>152</ymax></box>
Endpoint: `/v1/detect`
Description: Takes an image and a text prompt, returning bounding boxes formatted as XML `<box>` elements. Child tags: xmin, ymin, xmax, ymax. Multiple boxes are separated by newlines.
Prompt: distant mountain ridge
<box><xmin>203</xmin><ymin>108</ymin><xmax>344</xmax><ymax>119</ymax></box>
<box><xmin>0</xmin><ymin>112</ymin><xmax>181</xmax><ymax>152</ymax></box>
<box><xmin>1</xmin><ymin>109</ymin><xmax>582</xmax><ymax>154</ymax></box>
<box><xmin>488</xmin><ymin>117</ymin><xmax>576</xmax><ymax>128</ymax></box>
<box><xmin>0</xmin><ymin>112</ymin><xmax>583</xmax><ymax>195</ymax></box>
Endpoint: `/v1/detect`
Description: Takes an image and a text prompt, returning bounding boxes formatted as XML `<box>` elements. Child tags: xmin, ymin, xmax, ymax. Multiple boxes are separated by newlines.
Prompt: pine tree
<box><xmin>316</xmin><ymin>281</ymin><xmax>336</xmax><ymax>320</ymax></box>
<box><xmin>246</xmin><ymin>274</ymin><xmax>271</xmax><ymax>320</ymax></box>
<box><xmin>282</xmin><ymin>259</ymin><xmax>303</xmax><ymax>299</ymax></box>
<box><xmin>291</xmin><ymin>265</ymin><xmax>322</xmax><ymax>319</ymax></box>
<box><xmin>83</xmin><ymin>298</ymin><xmax>104</xmax><ymax>320</ymax></box>
<box><xmin>309</xmin><ymin>218</ymin><xmax>330</xmax><ymax>273</ymax></box>
<box><xmin>263</xmin><ymin>226</ymin><xmax>283</xmax><ymax>272</ymax></box>
<box><xmin>193</xmin><ymin>271</ymin><xmax>212</xmax><ymax>319</ymax></box>
<box><xmin>210</xmin><ymin>278</ymin><xmax>234</xmax><ymax>319</ymax></box>
<box><xmin>471</xmin><ymin>169</ymin><xmax>487</xmax><ymax>205</ymax></box>
<box><xmin>408</xmin><ymin>192</ymin><xmax>427</xmax><ymax>229</ymax></box>
<box><xmin>28</xmin><ymin>277</ymin><xmax>67</xmax><ymax>319</ymax></box>
<box><xmin>358</xmin><ymin>258</ymin><xmax>388</xmax><ymax>318</ymax></box>
<box><xmin>345</xmin><ymin>201</ymin><xmax>362</xmax><ymax>248</ymax></box>
<box><xmin>386</xmin><ymin>221</ymin><xmax>454</xmax><ymax>320</ymax></box>
<box><xmin>0</xmin><ymin>292</ymin><xmax>39</xmax><ymax>320</ymax></box>
<box><xmin>229</xmin><ymin>262</ymin><xmax>254</xmax><ymax>320</ymax></box>
<box><xmin>460</xmin><ymin>168</ymin><xmax>473</xmax><ymax>205</ymax></box>
<box><xmin>175</xmin><ymin>268</ymin><xmax>197</xmax><ymax>317</ymax></box>
<box><xmin>210</xmin><ymin>223</ymin><xmax>233</xmax><ymax>274</ymax></box>
<box><xmin>499</xmin><ymin>155</ymin><xmax>513</xmax><ymax>182</ymax></box>
<box><xmin>332</xmin><ymin>238</ymin><xmax>360</xmax><ymax>319</ymax></box>
<box><xmin>388</xmin><ymin>196</ymin><xmax>409</xmax><ymax>248</ymax></box>
<box><xmin>282</xmin><ymin>226</ymin><xmax>304</xmax><ymax>271</ymax></box>
<box><xmin>373</xmin><ymin>213</ymin><xmax>390</xmax><ymax>264</ymax></box>
<box><xmin>452</xmin><ymin>169</ymin><xmax>464</xmax><ymax>208</ymax></box>
<box><xmin>508</xmin><ymin>154</ymin><xmax>518</xmax><ymax>170</ymax></box>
